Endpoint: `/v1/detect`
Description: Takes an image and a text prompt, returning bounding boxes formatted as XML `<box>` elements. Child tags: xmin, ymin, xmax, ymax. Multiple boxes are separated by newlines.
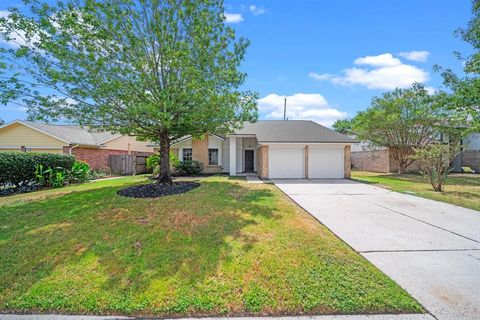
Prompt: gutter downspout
<box><xmin>69</xmin><ymin>144</ymin><xmax>79</xmax><ymax>155</ymax></box>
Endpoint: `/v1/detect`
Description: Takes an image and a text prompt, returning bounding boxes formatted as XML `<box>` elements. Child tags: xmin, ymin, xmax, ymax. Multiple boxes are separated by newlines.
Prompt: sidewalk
<box><xmin>0</xmin><ymin>314</ymin><xmax>435</xmax><ymax>320</ymax></box>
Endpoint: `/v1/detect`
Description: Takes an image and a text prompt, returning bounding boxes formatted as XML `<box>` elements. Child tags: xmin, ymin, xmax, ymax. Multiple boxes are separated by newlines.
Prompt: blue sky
<box><xmin>0</xmin><ymin>0</ymin><xmax>475</xmax><ymax>126</ymax></box>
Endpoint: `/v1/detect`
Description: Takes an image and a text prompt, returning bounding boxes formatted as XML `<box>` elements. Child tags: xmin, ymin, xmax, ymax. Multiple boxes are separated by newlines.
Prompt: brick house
<box><xmin>161</xmin><ymin>120</ymin><xmax>356</xmax><ymax>179</ymax></box>
<box><xmin>0</xmin><ymin>120</ymin><xmax>155</xmax><ymax>169</ymax></box>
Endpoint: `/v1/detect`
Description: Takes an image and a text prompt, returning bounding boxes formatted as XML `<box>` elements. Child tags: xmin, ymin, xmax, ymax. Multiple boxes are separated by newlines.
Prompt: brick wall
<box><xmin>351</xmin><ymin>149</ymin><xmax>390</xmax><ymax>173</ymax></box>
<box><xmin>352</xmin><ymin>148</ymin><xmax>421</xmax><ymax>173</ymax></box>
<box><xmin>344</xmin><ymin>145</ymin><xmax>351</xmax><ymax>178</ymax></box>
<box><xmin>71</xmin><ymin>147</ymin><xmax>126</xmax><ymax>169</ymax></box>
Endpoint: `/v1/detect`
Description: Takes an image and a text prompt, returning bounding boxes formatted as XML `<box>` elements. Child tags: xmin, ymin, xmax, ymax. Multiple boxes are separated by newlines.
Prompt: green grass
<box><xmin>0</xmin><ymin>176</ymin><xmax>422</xmax><ymax>317</ymax></box>
<box><xmin>352</xmin><ymin>171</ymin><xmax>480</xmax><ymax>211</ymax></box>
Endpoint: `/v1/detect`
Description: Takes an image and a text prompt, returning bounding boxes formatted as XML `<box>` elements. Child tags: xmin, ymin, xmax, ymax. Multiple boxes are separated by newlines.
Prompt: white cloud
<box><xmin>398</xmin><ymin>50</ymin><xmax>430</xmax><ymax>62</ymax></box>
<box><xmin>249</xmin><ymin>5</ymin><xmax>265</xmax><ymax>15</ymax></box>
<box><xmin>224</xmin><ymin>13</ymin><xmax>244</xmax><ymax>23</ymax></box>
<box><xmin>310</xmin><ymin>53</ymin><xmax>429</xmax><ymax>90</ymax></box>
<box><xmin>258</xmin><ymin>93</ymin><xmax>347</xmax><ymax>127</ymax></box>
<box><xmin>308</xmin><ymin>72</ymin><xmax>334</xmax><ymax>81</ymax></box>
<box><xmin>354</xmin><ymin>53</ymin><xmax>401</xmax><ymax>67</ymax></box>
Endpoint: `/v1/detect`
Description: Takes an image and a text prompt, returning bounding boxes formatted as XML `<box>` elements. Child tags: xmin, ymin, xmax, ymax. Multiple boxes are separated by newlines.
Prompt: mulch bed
<box><xmin>117</xmin><ymin>181</ymin><xmax>200</xmax><ymax>198</ymax></box>
<box><xmin>0</xmin><ymin>184</ymin><xmax>40</xmax><ymax>197</ymax></box>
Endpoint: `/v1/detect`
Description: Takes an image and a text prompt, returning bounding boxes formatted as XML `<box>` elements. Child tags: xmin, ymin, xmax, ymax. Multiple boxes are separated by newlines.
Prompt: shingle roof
<box><xmin>233</xmin><ymin>120</ymin><xmax>357</xmax><ymax>143</ymax></box>
<box><xmin>20</xmin><ymin>120</ymin><xmax>121</xmax><ymax>146</ymax></box>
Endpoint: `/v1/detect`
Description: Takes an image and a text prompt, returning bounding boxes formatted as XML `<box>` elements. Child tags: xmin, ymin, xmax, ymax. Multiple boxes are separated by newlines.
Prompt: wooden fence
<box><xmin>108</xmin><ymin>154</ymin><xmax>149</xmax><ymax>175</ymax></box>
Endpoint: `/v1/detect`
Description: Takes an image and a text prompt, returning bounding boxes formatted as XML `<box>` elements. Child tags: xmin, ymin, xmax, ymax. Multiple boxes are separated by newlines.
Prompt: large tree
<box><xmin>0</xmin><ymin>0</ymin><xmax>257</xmax><ymax>183</ymax></box>
<box><xmin>435</xmin><ymin>0</ymin><xmax>480</xmax><ymax>130</ymax></box>
<box><xmin>351</xmin><ymin>83</ymin><xmax>442</xmax><ymax>174</ymax></box>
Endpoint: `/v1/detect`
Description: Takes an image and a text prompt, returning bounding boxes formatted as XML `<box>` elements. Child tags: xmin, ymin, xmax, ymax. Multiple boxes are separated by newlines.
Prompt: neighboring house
<box><xmin>452</xmin><ymin>132</ymin><xmax>480</xmax><ymax>172</ymax></box>
<box><xmin>351</xmin><ymin>132</ymin><xmax>480</xmax><ymax>173</ymax></box>
<box><xmin>350</xmin><ymin>142</ymin><xmax>421</xmax><ymax>173</ymax></box>
<box><xmin>0</xmin><ymin>120</ymin><xmax>155</xmax><ymax>169</ymax></box>
<box><xmin>165</xmin><ymin>120</ymin><xmax>356</xmax><ymax>179</ymax></box>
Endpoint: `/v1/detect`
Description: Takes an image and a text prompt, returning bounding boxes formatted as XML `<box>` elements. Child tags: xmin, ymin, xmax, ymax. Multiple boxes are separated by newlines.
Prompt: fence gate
<box><xmin>108</xmin><ymin>154</ymin><xmax>149</xmax><ymax>175</ymax></box>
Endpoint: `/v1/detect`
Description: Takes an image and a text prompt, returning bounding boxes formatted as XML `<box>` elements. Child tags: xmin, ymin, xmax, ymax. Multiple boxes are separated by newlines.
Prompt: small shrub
<box><xmin>68</xmin><ymin>160</ymin><xmax>90</xmax><ymax>183</ymax></box>
<box><xmin>174</xmin><ymin>160</ymin><xmax>203</xmax><ymax>176</ymax></box>
<box><xmin>34</xmin><ymin>164</ymin><xmax>51</xmax><ymax>187</ymax></box>
<box><xmin>35</xmin><ymin>164</ymin><xmax>67</xmax><ymax>188</ymax></box>
<box><xmin>147</xmin><ymin>152</ymin><xmax>180</xmax><ymax>177</ymax></box>
<box><xmin>51</xmin><ymin>171</ymin><xmax>66</xmax><ymax>188</ymax></box>
<box><xmin>146</xmin><ymin>154</ymin><xmax>160</xmax><ymax>177</ymax></box>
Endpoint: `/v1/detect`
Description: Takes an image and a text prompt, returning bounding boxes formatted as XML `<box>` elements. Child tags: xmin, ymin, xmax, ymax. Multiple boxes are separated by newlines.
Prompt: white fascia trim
<box><xmin>210</xmin><ymin>133</ymin><xmax>225</xmax><ymax>141</ymax></box>
<box><xmin>171</xmin><ymin>136</ymin><xmax>192</xmax><ymax>147</ymax></box>
<box><xmin>171</xmin><ymin>134</ymin><xmax>225</xmax><ymax>147</ymax></box>
<box><xmin>0</xmin><ymin>120</ymin><xmax>71</xmax><ymax>144</ymax></box>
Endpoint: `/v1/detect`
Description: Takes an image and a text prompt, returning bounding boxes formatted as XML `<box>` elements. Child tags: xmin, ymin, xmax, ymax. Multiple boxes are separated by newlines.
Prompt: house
<box><xmin>452</xmin><ymin>132</ymin><xmax>480</xmax><ymax>172</ymax></box>
<box><xmin>0</xmin><ymin>120</ymin><xmax>155</xmax><ymax>169</ymax></box>
<box><xmin>351</xmin><ymin>133</ymin><xmax>480</xmax><ymax>173</ymax></box>
<box><xmin>350</xmin><ymin>143</ymin><xmax>421</xmax><ymax>173</ymax></box>
<box><xmin>168</xmin><ymin>120</ymin><xmax>356</xmax><ymax>179</ymax></box>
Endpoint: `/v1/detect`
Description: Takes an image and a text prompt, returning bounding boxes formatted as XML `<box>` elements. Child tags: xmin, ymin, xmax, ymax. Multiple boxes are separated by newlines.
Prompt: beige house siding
<box><xmin>256</xmin><ymin>145</ymin><xmax>268</xmax><ymax>179</ymax></box>
<box><xmin>103</xmin><ymin>135</ymin><xmax>155</xmax><ymax>153</ymax></box>
<box><xmin>27</xmin><ymin>148</ymin><xmax>64</xmax><ymax>154</ymax></box>
<box><xmin>191</xmin><ymin>135</ymin><xmax>222</xmax><ymax>173</ymax></box>
<box><xmin>0</xmin><ymin>122</ymin><xmax>66</xmax><ymax>150</ymax></box>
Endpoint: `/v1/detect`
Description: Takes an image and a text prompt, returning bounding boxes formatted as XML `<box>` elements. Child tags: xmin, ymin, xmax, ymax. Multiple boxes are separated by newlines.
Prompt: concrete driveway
<box><xmin>273</xmin><ymin>179</ymin><xmax>480</xmax><ymax>320</ymax></box>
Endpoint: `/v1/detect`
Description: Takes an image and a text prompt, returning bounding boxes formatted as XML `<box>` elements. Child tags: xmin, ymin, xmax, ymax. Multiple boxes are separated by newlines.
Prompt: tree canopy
<box><xmin>351</xmin><ymin>83</ymin><xmax>445</xmax><ymax>173</ymax></box>
<box><xmin>435</xmin><ymin>0</ymin><xmax>480</xmax><ymax>130</ymax></box>
<box><xmin>0</xmin><ymin>0</ymin><xmax>258</xmax><ymax>182</ymax></box>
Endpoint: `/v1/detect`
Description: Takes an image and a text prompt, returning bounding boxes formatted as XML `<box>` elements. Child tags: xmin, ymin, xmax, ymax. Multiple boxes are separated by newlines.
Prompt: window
<box><xmin>182</xmin><ymin>148</ymin><xmax>192</xmax><ymax>162</ymax></box>
<box><xmin>208</xmin><ymin>148</ymin><xmax>218</xmax><ymax>165</ymax></box>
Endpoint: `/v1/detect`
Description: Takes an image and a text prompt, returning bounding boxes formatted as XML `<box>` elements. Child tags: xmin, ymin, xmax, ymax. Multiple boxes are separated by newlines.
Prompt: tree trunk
<box><xmin>158</xmin><ymin>133</ymin><xmax>172</xmax><ymax>184</ymax></box>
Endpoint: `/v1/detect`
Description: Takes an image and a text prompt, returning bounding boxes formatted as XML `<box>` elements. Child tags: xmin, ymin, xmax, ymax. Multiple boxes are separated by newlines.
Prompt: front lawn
<box><xmin>0</xmin><ymin>176</ymin><xmax>421</xmax><ymax>317</ymax></box>
<box><xmin>352</xmin><ymin>171</ymin><xmax>480</xmax><ymax>211</ymax></box>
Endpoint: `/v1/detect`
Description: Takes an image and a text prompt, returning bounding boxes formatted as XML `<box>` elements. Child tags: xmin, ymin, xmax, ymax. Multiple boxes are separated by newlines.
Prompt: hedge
<box><xmin>0</xmin><ymin>152</ymin><xmax>75</xmax><ymax>187</ymax></box>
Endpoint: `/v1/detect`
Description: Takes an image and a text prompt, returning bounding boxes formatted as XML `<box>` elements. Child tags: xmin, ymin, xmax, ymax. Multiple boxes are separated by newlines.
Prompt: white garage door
<box><xmin>269</xmin><ymin>146</ymin><xmax>304</xmax><ymax>178</ymax></box>
<box><xmin>308</xmin><ymin>146</ymin><xmax>344</xmax><ymax>178</ymax></box>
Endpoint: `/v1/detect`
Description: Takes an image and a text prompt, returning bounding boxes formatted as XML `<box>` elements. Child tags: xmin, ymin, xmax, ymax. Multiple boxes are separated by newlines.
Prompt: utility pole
<box><xmin>283</xmin><ymin>98</ymin><xmax>287</xmax><ymax>120</ymax></box>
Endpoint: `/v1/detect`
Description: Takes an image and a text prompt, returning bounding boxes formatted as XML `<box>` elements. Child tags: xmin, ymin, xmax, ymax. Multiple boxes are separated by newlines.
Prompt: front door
<box><xmin>244</xmin><ymin>150</ymin><xmax>254</xmax><ymax>172</ymax></box>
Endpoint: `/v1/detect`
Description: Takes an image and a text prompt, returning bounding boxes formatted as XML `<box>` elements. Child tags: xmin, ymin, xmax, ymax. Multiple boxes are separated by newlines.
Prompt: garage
<box><xmin>308</xmin><ymin>146</ymin><xmax>344</xmax><ymax>178</ymax></box>
<box><xmin>268</xmin><ymin>146</ymin><xmax>304</xmax><ymax>178</ymax></box>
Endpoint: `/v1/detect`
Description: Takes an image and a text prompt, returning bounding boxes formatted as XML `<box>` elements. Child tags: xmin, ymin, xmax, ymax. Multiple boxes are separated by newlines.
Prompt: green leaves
<box><xmin>435</xmin><ymin>0</ymin><xmax>480</xmax><ymax>130</ymax></box>
<box><xmin>0</xmin><ymin>0</ymin><xmax>257</xmax><ymax>140</ymax></box>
